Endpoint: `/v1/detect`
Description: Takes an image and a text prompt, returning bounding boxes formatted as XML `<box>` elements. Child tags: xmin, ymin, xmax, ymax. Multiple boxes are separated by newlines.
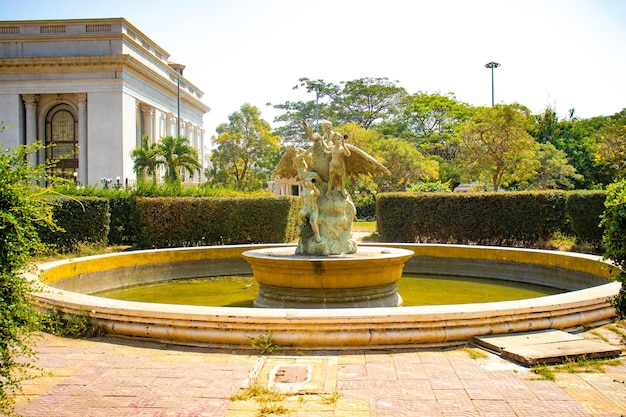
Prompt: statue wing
<box><xmin>273</xmin><ymin>146</ymin><xmax>308</xmax><ymax>179</ymax></box>
<box><xmin>344</xmin><ymin>144</ymin><xmax>391</xmax><ymax>177</ymax></box>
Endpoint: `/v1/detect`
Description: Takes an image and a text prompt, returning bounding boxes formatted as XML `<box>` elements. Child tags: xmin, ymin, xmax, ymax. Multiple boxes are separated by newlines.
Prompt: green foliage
<box><xmin>157</xmin><ymin>136</ymin><xmax>202</xmax><ymax>184</ymax></box>
<box><xmin>408</xmin><ymin>181</ymin><xmax>452</xmax><ymax>193</ymax></box>
<box><xmin>55</xmin><ymin>182</ymin><xmax>273</xmax><ymax>246</ymax></box>
<box><xmin>40</xmin><ymin>309</ymin><xmax>104</xmax><ymax>338</ymax></box>
<box><xmin>0</xmin><ymin>139</ymin><xmax>56</xmax><ymax>415</ymax></box>
<box><xmin>131</xmin><ymin>135</ymin><xmax>160</xmax><ymax>184</ymax></box>
<box><xmin>353</xmin><ymin>192</ymin><xmax>376</xmax><ymax>221</ymax></box>
<box><xmin>594</xmin><ymin>114</ymin><xmax>626</xmax><ymax>181</ymax></box>
<box><xmin>38</xmin><ymin>197</ymin><xmax>110</xmax><ymax>252</ymax></box>
<box><xmin>107</xmin><ymin>195</ymin><xmax>136</xmax><ymax>246</ymax></box>
<box><xmin>388</xmin><ymin>91</ymin><xmax>473</xmax><ymax>160</ymax></box>
<box><xmin>340</xmin><ymin>123</ymin><xmax>438</xmax><ymax>192</ymax></box>
<box><xmin>134</xmin><ymin>196</ymin><xmax>299</xmax><ymax>248</ymax></box>
<box><xmin>531</xmin><ymin>108</ymin><xmax>614</xmax><ymax>189</ymax></box>
<box><xmin>601</xmin><ymin>180</ymin><xmax>626</xmax><ymax>318</ymax></box>
<box><xmin>250</xmin><ymin>332</ymin><xmax>279</xmax><ymax>355</ymax></box>
<box><xmin>269</xmin><ymin>78</ymin><xmax>621</xmax><ymax>192</ymax></box>
<box><xmin>566</xmin><ymin>190</ymin><xmax>607</xmax><ymax>248</ymax></box>
<box><xmin>530</xmin><ymin>366</ymin><xmax>556</xmax><ymax>381</ymax></box>
<box><xmin>524</xmin><ymin>142</ymin><xmax>584</xmax><ymax>190</ymax></box>
<box><xmin>377</xmin><ymin>191</ymin><xmax>569</xmax><ymax>245</ymax></box>
<box><xmin>130</xmin><ymin>135</ymin><xmax>200</xmax><ymax>185</ymax></box>
<box><xmin>210</xmin><ymin>104</ymin><xmax>282</xmax><ymax>191</ymax></box>
<box><xmin>457</xmin><ymin>104</ymin><xmax>539</xmax><ymax>191</ymax></box>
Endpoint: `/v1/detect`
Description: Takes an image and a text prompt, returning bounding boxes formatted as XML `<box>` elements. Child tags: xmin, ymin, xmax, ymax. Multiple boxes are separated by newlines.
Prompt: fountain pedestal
<box><xmin>242</xmin><ymin>246</ymin><xmax>414</xmax><ymax>308</ymax></box>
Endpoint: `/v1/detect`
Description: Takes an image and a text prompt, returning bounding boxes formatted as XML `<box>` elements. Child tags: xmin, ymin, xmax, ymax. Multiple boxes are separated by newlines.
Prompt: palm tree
<box><xmin>157</xmin><ymin>136</ymin><xmax>201</xmax><ymax>184</ymax></box>
<box><xmin>131</xmin><ymin>135</ymin><xmax>161</xmax><ymax>184</ymax></box>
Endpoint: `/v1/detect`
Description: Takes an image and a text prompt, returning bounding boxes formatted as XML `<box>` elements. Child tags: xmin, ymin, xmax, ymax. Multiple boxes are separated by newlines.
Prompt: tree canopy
<box><xmin>270</xmin><ymin>77</ymin><xmax>406</xmax><ymax>144</ymax></box>
<box><xmin>223</xmin><ymin>77</ymin><xmax>626</xmax><ymax>192</ymax></box>
<box><xmin>209</xmin><ymin>103</ymin><xmax>281</xmax><ymax>191</ymax></box>
<box><xmin>457</xmin><ymin>104</ymin><xmax>539</xmax><ymax>191</ymax></box>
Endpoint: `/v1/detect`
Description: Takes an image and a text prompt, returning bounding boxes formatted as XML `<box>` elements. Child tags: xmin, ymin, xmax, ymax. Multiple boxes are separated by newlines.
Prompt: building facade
<box><xmin>0</xmin><ymin>18</ymin><xmax>210</xmax><ymax>185</ymax></box>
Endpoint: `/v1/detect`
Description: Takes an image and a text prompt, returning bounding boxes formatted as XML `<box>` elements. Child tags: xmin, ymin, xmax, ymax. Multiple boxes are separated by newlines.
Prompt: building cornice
<box><xmin>0</xmin><ymin>55</ymin><xmax>211</xmax><ymax>113</ymax></box>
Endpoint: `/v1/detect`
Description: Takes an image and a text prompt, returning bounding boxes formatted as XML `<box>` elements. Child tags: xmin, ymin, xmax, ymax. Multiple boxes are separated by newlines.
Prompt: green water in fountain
<box><xmin>95</xmin><ymin>274</ymin><xmax>563</xmax><ymax>307</ymax></box>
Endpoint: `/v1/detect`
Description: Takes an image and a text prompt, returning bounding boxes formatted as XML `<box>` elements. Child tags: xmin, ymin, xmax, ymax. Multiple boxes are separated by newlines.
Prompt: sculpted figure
<box><xmin>298</xmin><ymin>172</ymin><xmax>322</xmax><ymax>242</ymax></box>
<box><xmin>327</xmin><ymin>133</ymin><xmax>351</xmax><ymax>195</ymax></box>
<box><xmin>273</xmin><ymin>119</ymin><xmax>391</xmax><ymax>255</ymax></box>
<box><xmin>301</xmin><ymin>120</ymin><xmax>331</xmax><ymax>182</ymax></box>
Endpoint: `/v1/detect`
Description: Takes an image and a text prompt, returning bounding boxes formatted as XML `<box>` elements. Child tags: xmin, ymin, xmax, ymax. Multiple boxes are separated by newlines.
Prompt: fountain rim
<box><xmin>32</xmin><ymin>243</ymin><xmax>619</xmax><ymax>318</ymax></box>
<box><xmin>27</xmin><ymin>243</ymin><xmax>621</xmax><ymax>348</ymax></box>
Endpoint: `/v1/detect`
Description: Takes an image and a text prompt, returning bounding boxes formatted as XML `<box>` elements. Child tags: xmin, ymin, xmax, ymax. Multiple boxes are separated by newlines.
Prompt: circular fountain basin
<box><xmin>243</xmin><ymin>246</ymin><xmax>414</xmax><ymax>308</ymax></box>
<box><xmin>28</xmin><ymin>243</ymin><xmax>621</xmax><ymax>349</ymax></box>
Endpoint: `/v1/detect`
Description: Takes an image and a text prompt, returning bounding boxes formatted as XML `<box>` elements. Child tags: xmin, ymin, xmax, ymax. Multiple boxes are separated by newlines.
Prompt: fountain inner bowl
<box><xmin>242</xmin><ymin>246</ymin><xmax>414</xmax><ymax>308</ymax></box>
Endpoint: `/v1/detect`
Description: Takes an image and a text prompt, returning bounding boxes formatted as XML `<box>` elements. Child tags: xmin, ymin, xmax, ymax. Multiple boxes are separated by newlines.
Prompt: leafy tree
<box><xmin>531</xmin><ymin>106</ymin><xmax>561</xmax><ymax>144</ymax></box>
<box><xmin>531</xmin><ymin>107</ymin><xmax>611</xmax><ymax>189</ymax></box>
<box><xmin>131</xmin><ymin>135</ymin><xmax>161</xmax><ymax>184</ymax></box>
<box><xmin>157</xmin><ymin>136</ymin><xmax>201</xmax><ymax>184</ymax></box>
<box><xmin>270</xmin><ymin>77</ymin><xmax>407</xmax><ymax>144</ymax></box>
<box><xmin>333</xmin><ymin>77</ymin><xmax>407</xmax><ymax>128</ymax></box>
<box><xmin>0</xmin><ymin>126</ymin><xmax>57</xmax><ymax>415</ymax></box>
<box><xmin>531</xmin><ymin>142</ymin><xmax>583</xmax><ymax>190</ymax></box>
<box><xmin>210</xmin><ymin>104</ymin><xmax>281</xmax><ymax>191</ymax></box>
<box><xmin>339</xmin><ymin>123</ymin><xmax>439</xmax><ymax>192</ymax></box>
<box><xmin>594</xmin><ymin>113</ymin><xmax>626</xmax><ymax>181</ymax></box>
<box><xmin>457</xmin><ymin>104</ymin><xmax>539</xmax><ymax>191</ymax></box>
<box><xmin>383</xmin><ymin>92</ymin><xmax>473</xmax><ymax>160</ymax></box>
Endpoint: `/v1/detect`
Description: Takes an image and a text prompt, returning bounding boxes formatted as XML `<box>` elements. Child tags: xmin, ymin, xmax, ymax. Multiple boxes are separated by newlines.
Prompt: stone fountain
<box><xmin>243</xmin><ymin>120</ymin><xmax>414</xmax><ymax>308</ymax></box>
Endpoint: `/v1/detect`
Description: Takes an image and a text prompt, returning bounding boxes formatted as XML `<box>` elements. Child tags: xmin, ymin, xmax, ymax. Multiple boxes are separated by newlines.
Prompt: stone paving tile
<box><xmin>11</xmin><ymin>331</ymin><xmax>626</xmax><ymax>417</ymax></box>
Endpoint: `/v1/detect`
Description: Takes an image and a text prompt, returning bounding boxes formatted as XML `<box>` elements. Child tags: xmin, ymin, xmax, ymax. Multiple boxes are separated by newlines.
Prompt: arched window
<box><xmin>45</xmin><ymin>104</ymin><xmax>78</xmax><ymax>177</ymax></box>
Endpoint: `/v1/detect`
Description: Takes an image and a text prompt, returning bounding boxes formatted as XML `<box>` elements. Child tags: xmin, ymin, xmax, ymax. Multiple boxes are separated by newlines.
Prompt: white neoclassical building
<box><xmin>0</xmin><ymin>18</ymin><xmax>210</xmax><ymax>186</ymax></box>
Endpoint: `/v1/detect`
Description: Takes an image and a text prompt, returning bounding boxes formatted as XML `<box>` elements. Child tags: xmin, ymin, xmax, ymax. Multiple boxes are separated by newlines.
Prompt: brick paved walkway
<box><xmin>12</xmin><ymin>324</ymin><xmax>626</xmax><ymax>417</ymax></box>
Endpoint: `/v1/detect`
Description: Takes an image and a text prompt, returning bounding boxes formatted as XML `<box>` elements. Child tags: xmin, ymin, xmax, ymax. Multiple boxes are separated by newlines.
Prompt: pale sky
<box><xmin>2</xmin><ymin>0</ymin><xmax>626</xmax><ymax>139</ymax></box>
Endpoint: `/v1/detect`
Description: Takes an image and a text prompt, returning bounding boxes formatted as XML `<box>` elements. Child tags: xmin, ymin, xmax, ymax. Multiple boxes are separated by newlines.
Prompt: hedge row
<box><xmin>377</xmin><ymin>191</ymin><xmax>607</xmax><ymax>248</ymax></box>
<box><xmin>42</xmin><ymin>192</ymin><xmax>606</xmax><ymax>252</ymax></box>
<box><xmin>39</xmin><ymin>197</ymin><xmax>110</xmax><ymax>251</ymax></box>
<box><xmin>41</xmin><ymin>195</ymin><xmax>301</xmax><ymax>251</ymax></box>
<box><xmin>134</xmin><ymin>196</ymin><xmax>300</xmax><ymax>248</ymax></box>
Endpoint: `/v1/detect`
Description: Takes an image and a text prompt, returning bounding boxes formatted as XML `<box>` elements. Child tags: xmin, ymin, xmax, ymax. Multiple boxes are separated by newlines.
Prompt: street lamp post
<box><xmin>169</xmin><ymin>63</ymin><xmax>186</xmax><ymax>138</ymax></box>
<box><xmin>484</xmin><ymin>61</ymin><xmax>500</xmax><ymax>106</ymax></box>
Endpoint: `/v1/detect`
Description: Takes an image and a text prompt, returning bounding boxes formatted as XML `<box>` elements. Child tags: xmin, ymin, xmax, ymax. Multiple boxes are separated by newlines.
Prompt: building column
<box><xmin>140</xmin><ymin>104</ymin><xmax>154</xmax><ymax>143</ymax></box>
<box><xmin>166</xmin><ymin>113</ymin><xmax>175</xmax><ymax>137</ymax></box>
<box><xmin>75</xmin><ymin>93</ymin><xmax>88</xmax><ymax>184</ymax></box>
<box><xmin>22</xmin><ymin>94</ymin><xmax>39</xmax><ymax>165</ymax></box>
<box><xmin>185</xmin><ymin>121</ymin><xmax>192</xmax><ymax>140</ymax></box>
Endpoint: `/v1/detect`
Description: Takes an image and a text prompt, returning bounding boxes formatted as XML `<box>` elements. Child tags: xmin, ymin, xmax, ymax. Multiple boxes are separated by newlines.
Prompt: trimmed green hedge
<box><xmin>377</xmin><ymin>191</ymin><xmax>606</xmax><ymax>248</ymax></box>
<box><xmin>39</xmin><ymin>197</ymin><xmax>110</xmax><ymax>251</ymax></box>
<box><xmin>41</xmin><ymin>192</ymin><xmax>607</xmax><ymax>252</ymax></box>
<box><xmin>565</xmin><ymin>190</ymin><xmax>607</xmax><ymax>247</ymax></box>
<box><xmin>107</xmin><ymin>195</ymin><xmax>136</xmax><ymax>246</ymax></box>
<box><xmin>134</xmin><ymin>196</ymin><xmax>300</xmax><ymax>248</ymax></box>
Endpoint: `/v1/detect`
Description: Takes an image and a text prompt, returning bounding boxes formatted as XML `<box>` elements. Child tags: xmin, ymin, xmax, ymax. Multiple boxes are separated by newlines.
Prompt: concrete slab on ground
<box><xmin>473</xmin><ymin>329</ymin><xmax>622</xmax><ymax>366</ymax></box>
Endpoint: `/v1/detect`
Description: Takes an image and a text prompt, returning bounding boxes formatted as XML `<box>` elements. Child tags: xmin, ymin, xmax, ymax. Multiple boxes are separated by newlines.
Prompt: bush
<box><xmin>107</xmin><ymin>195</ymin><xmax>136</xmax><ymax>246</ymax></box>
<box><xmin>0</xmin><ymin>140</ymin><xmax>55</xmax><ymax>416</ymax></box>
<box><xmin>134</xmin><ymin>196</ymin><xmax>300</xmax><ymax>248</ymax></box>
<box><xmin>377</xmin><ymin>191</ymin><xmax>568</xmax><ymax>246</ymax></box>
<box><xmin>38</xmin><ymin>197</ymin><xmax>110</xmax><ymax>252</ymax></box>
<box><xmin>40</xmin><ymin>309</ymin><xmax>104</xmax><ymax>338</ymax></box>
<box><xmin>565</xmin><ymin>190</ymin><xmax>607</xmax><ymax>249</ymax></box>
<box><xmin>601</xmin><ymin>180</ymin><xmax>626</xmax><ymax>318</ymax></box>
<box><xmin>353</xmin><ymin>192</ymin><xmax>376</xmax><ymax>221</ymax></box>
